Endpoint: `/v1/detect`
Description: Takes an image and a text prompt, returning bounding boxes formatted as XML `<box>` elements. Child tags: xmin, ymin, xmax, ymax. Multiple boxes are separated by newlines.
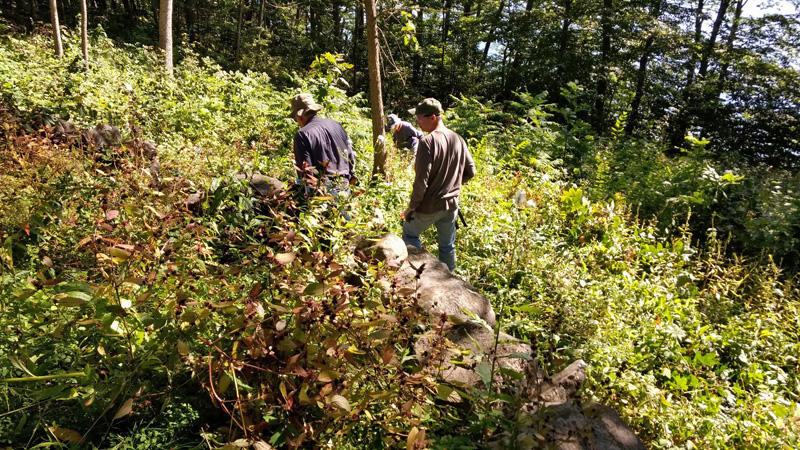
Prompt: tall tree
<box><xmin>49</xmin><ymin>0</ymin><xmax>63</xmax><ymax>57</ymax></box>
<box><xmin>626</xmin><ymin>0</ymin><xmax>663</xmax><ymax>134</ymax></box>
<box><xmin>666</xmin><ymin>0</ymin><xmax>706</xmax><ymax>149</ymax></box>
<box><xmin>234</xmin><ymin>0</ymin><xmax>244</xmax><ymax>65</ymax></box>
<box><xmin>482</xmin><ymin>0</ymin><xmax>505</xmax><ymax>62</ymax></box>
<box><xmin>159</xmin><ymin>0</ymin><xmax>173</xmax><ymax>76</ymax></box>
<box><xmin>185</xmin><ymin>0</ymin><xmax>197</xmax><ymax>42</ymax></box>
<box><xmin>351</xmin><ymin>2</ymin><xmax>364</xmax><ymax>93</ymax></box>
<box><xmin>714</xmin><ymin>0</ymin><xmax>744</xmax><ymax>91</ymax></box>
<box><xmin>698</xmin><ymin>0</ymin><xmax>731</xmax><ymax>78</ymax></box>
<box><xmin>668</xmin><ymin>0</ymin><xmax>732</xmax><ymax>150</ymax></box>
<box><xmin>592</xmin><ymin>0</ymin><xmax>613</xmax><ymax>130</ymax></box>
<box><xmin>80</xmin><ymin>0</ymin><xmax>89</xmax><ymax>63</ymax></box>
<box><xmin>365</xmin><ymin>0</ymin><xmax>386</xmax><ymax>177</ymax></box>
<box><xmin>553</xmin><ymin>0</ymin><xmax>574</xmax><ymax>99</ymax></box>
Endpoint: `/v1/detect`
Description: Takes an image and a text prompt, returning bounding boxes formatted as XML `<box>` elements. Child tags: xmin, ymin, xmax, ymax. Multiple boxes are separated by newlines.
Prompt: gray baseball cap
<box><xmin>385</xmin><ymin>113</ymin><xmax>399</xmax><ymax>132</ymax></box>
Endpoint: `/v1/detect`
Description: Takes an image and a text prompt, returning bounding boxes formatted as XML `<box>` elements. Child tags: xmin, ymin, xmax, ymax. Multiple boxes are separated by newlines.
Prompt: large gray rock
<box><xmin>355</xmin><ymin>233</ymin><xmax>408</xmax><ymax>267</ymax></box>
<box><xmin>235</xmin><ymin>172</ymin><xmax>285</xmax><ymax>197</ymax></box>
<box><xmin>395</xmin><ymin>246</ymin><xmax>496</xmax><ymax>327</ymax></box>
<box><xmin>534</xmin><ymin>359</ymin><xmax>588</xmax><ymax>406</ymax></box>
<box><xmin>414</xmin><ymin>321</ymin><xmax>533</xmax><ymax>388</ymax></box>
<box><xmin>186</xmin><ymin>192</ymin><xmax>205</xmax><ymax>212</ymax></box>
<box><xmin>54</xmin><ymin>119</ymin><xmax>77</xmax><ymax>137</ymax></box>
<box><xmin>511</xmin><ymin>401</ymin><xmax>647</xmax><ymax>450</ymax></box>
<box><xmin>84</xmin><ymin>124</ymin><xmax>121</xmax><ymax>149</ymax></box>
<box><xmin>499</xmin><ymin>360</ymin><xmax>647</xmax><ymax>450</ymax></box>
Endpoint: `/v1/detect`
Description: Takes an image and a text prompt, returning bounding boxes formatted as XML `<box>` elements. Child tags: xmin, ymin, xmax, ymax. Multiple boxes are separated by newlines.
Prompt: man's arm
<box><xmin>462</xmin><ymin>144</ymin><xmax>476</xmax><ymax>184</ymax></box>
<box><xmin>293</xmin><ymin>133</ymin><xmax>313</xmax><ymax>179</ymax></box>
<box><xmin>408</xmin><ymin>140</ymin><xmax>432</xmax><ymax>211</ymax></box>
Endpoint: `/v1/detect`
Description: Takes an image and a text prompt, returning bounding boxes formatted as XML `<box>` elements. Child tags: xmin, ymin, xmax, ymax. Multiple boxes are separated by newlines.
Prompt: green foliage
<box><xmin>2</xmin><ymin>29</ymin><xmax>800</xmax><ymax>450</ymax></box>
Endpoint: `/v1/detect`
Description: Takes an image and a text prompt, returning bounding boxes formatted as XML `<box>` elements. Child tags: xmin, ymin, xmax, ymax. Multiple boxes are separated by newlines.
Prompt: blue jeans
<box><xmin>296</xmin><ymin>177</ymin><xmax>351</xmax><ymax>220</ymax></box>
<box><xmin>402</xmin><ymin>208</ymin><xmax>457</xmax><ymax>271</ymax></box>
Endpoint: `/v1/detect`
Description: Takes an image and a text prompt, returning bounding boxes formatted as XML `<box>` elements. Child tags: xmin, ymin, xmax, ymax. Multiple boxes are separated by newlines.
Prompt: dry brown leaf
<box><xmin>113</xmin><ymin>398</ymin><xmax>134</xmax><ymax>420</ymax></box>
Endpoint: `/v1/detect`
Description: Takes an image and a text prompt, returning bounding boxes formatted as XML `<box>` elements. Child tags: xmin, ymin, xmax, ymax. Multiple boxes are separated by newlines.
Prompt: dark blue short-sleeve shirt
<box><xmin>293</xmin><ymin>115</ymin><xmax>355</xmax><ymax>180</ymax></box>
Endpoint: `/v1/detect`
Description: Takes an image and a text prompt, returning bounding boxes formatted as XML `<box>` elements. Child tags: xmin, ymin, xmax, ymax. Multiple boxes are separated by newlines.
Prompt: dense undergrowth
<box><xmin>1</xmin><ymin>25</ymin><xmax>799</xmax><ymax>449</ymax></box>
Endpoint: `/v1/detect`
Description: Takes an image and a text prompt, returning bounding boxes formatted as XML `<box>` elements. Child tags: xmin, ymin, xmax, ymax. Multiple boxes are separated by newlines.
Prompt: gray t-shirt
<box><xmin>409</xmin><ymin>129</ymin><xmax>476</xmax><ymax>214</ymax></box>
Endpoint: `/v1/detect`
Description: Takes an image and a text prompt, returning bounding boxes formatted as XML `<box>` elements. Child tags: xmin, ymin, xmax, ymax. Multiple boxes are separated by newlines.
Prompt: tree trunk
<box><xmin>365</xmin><ymin>0</ymin><xmax>386</xmax><ymax>178</ymax></box>
<box><xmin>482</xmin><ymin>0</ymin><xmax>505</xmax><ymax>61</ymax></box>
<box><xmin>686</xmin><ymin>0</ymin><xmax>705</xmax><ymax>88</ymax></box>
<box><xmin>716</xmin><ymin>0</ymin><xmax>743</xmax><ymax>88</ymax></box>
<box><xmin>666</xmin><ymin>0</ymin><xmax>705</xmax><ymax>150</ymax></box>
<box><xmin>332</xmin><ymin>0</ymin><xmax>341</xmax><ymax>51</ymax></box>
<box><xmin>412</xmin><ymin>7</ymin><xmax>423</xmax><ymax>85</ymax></box>
<box><xmin>81</xmin><ymin>0</ymin><xmax>89</xmax><ymax>63</ymax></box>
<box><xmin>309</xmin><ymin>3</ymin><xmax>318</xmax><ymax>48</ymax></box>
<box><xmin>626</xmin><ymin>0</ymin><xmax>662</xmax><ymax>134</ymax></box>
<box><xmin>442</xmin><ymin>0</ymin><xmax>451</xmax><ymax>43</ymax></box>
<box><xmin>185</xmin><ymin>0</ymin><xmax>197</xmax><ymax>41</ymax></box>
<box><xmin>159</xmin><ymin>0</ymin><xmax>173</xmax><ymax>76</ymax></box>
<box><xmin>592</xmin><ymin>0</ymin><xmax>613</xmax><ymax>131</ymax></box>
<box><xmin>625</xmin><ymin>37</ymin><xmax>655</xmax><ymax>134</ymax></box>
<box><xmin>258</xmin><ymin>0</ymin><xmax>265</xmax><ymax>27</ymax></box>
<box><xmin>698</xmin><ymin>0</ymin><xmax>731</xmax><ymax>78</ymax></box>
<box><xmin>552</xmin><ymin>0</ymin><xmax>573</xmax><ymax>99</ymax></box>
<box><xmin>49</xmin><ymin>0</ymin><xmax>63</xmax><ymax>57</ymax></box>
<box><xmin>235</xmin><ymin>0</ymin><xmax>244</xmax><ymax>65</ymax></box>
<box><xmin>351</xmin><ymin>2</ymin><xmax>364</xmax><ymax>93</ymax></box>
<box><xmin>29</xmin><ymin>0</ymin><xmax>38</xmax><ymax>33</ymax></box>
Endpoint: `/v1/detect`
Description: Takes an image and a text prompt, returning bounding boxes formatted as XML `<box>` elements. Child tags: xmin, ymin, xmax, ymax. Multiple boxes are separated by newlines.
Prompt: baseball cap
<box><xmin>408</xmin><ymin>98</ymin><xmax>443</xmax><ymax>116</ymax></box>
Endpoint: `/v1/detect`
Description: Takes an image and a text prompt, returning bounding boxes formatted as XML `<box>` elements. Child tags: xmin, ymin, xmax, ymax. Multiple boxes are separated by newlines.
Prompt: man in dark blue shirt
<box><xmin>386</xmin><ymin>113</ymin><xmax>424</xmax><ymax>155</ymax></box>
<box><xmin>289</xmin><ymin>93</ymin><xmax>356</xmax><ymax>195</ymax></box>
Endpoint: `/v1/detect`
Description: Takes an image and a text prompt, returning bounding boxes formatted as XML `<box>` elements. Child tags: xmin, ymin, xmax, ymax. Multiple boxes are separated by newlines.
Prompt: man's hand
<box><xmin>402</xmin><ymin>209</ymin><xmax>415</xmax><ymax>222</ymax></box>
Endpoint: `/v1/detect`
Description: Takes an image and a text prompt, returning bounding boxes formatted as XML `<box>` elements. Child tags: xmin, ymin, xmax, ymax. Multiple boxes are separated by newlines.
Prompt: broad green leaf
<box><xmin>436</xmin><ymin>384</ymin><xmax>461</xmax><ymax>402</ymax></box>
<box><xmin>317</xmin><ymin>370</ymin><xmax>340</xmax><ymax>383</ymax></box>
<box><xmin>109</xmin><ymin>247</ymin><xmax>131</xmax><ymax>263</ymax></box>
<box><xmin>476</xmin><ymin>362</ymin><xmax>492</xmax><ymax>387</ymax></box>
<box><xmin>303</xmin><ymin>282</ymin><xmax>323</xmax><ymax>296</ymax></box>
<box><xmin>177</xmin><ymin>340</ymin><xmax>190</xmax><ymax>356</ymax></box>
<box><xmin>368</xmin><ymin>330</ymin><xmax>391</xmax><ymax>341</ymax></box>
<box><xmin>54</xmin><ymin>291</ymin><xmax>92</xmax><ymax>307</ymax></box>
<box><xmin>12</xmin><ymin>289</ymin><xmax>36</xmax><ymax>299</ymax></box>
<box><xmin>218</xmin><ymin>373</ymin><xmax>232</xmax><ymax>393</ymax></box>
<box><xmin>48</xmin><ymin>425</ymin><xmax>82</xmax><ymax>443</ymax></box>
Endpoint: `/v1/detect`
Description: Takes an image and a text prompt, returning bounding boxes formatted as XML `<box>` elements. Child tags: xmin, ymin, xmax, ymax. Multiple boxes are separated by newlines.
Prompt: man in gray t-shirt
<box><xmin>386</xmin><ymin>113</ymin><xmax>424</xmax><ymax>154</ymax></box>
<box><xmin>402</xmin><ymin>98</ymin><xmax>476</xmax><ymax>271</ymax></box>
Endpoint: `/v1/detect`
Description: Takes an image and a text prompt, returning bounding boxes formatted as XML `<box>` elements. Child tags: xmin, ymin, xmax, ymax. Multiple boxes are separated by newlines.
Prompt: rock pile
<box><xmin>356</xmin><ymin>233</ymin><xmax>647</xmax><ymax>450</ymax></box>
<box><xmin>51</xmin><ymin>119</ymin><xmax>161</xmax><ymax>187</ymax></box>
